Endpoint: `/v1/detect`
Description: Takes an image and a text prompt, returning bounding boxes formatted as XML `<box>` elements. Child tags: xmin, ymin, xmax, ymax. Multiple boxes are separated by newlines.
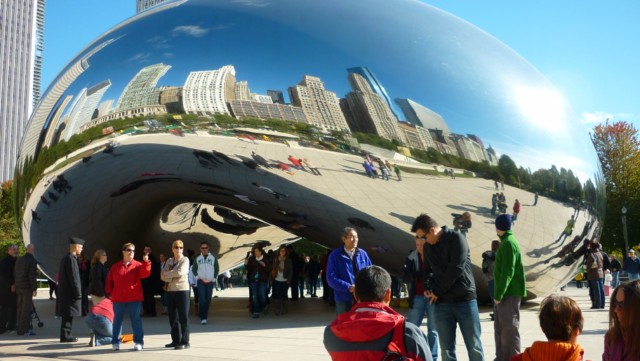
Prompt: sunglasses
<box><xmin>174</xmin><ymin>246</ymin><xmax>183</xmax><ymax>249</ymax></box>
<box><xmin>200</xmin><ymin>247</ymin><xmax>208</xmax><ymax>250</ymax></box>
<box><xmin>124</xmin><ymin>249</ymin><xmax>135</xmax><ymax>252</ymax></box>
<box><xmin>613</xmin><ymin>300</ymin><xmax>625</xmax><ymax>310</ymax></box>
<box><xmin>415</xmin><ymin>235</ymin><xmax>427</xmax><ymax>241</ymax></box>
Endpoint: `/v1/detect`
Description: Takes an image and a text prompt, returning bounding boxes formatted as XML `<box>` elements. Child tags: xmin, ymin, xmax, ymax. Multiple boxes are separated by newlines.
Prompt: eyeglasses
<box><xmin>415</xmin><ymin>235</ymin><xmax>427</xmax><ymax>241</ymax></box>
<box><xmin>613</xmin><ymin>300</ymin><xmax>625</xmax><ymax>310</ymax></box>
<box><xmin>124</xmin><ymin>249</ymin><xmax>135</xmax><ymax>253</ymax></box>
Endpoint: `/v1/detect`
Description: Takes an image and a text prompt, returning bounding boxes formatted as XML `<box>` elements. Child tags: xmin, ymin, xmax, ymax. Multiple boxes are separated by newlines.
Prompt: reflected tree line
<box><xmin>10</xmin><ymin>112</ymin><xmax>605</xmax><ymax>247</ymax></box>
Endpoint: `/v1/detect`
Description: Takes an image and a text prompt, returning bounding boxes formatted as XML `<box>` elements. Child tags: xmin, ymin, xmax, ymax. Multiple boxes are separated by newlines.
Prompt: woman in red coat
<box><xmin>106</xmin><ymin>242</ymin><xmax>150</xmax><ymax>352</ymax></box>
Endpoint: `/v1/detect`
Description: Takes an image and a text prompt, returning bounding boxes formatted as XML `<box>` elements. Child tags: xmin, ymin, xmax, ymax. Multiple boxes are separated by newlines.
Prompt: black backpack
<box><xmin>601</xmin><ymin>251</ymin><xmax>610</xmax><ymax>271</ymax></box>
<box><xmin>481</xmin><ymin>251</ymin><xmax>494</xmax><ymax>274</ymax></box>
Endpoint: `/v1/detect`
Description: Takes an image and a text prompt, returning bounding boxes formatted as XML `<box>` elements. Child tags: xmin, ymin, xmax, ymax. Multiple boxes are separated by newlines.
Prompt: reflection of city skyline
<box><xmin>56</xmin><ymin>62</ymin><xmax>496</xmax><ymax>166</ymax></box>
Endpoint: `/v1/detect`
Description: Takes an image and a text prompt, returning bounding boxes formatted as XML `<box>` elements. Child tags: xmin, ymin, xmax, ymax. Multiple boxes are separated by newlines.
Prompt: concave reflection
<box><xmin>16</xmin><ymin>0</ymin><xmax>604</xmax><ymax>301</ymax></box>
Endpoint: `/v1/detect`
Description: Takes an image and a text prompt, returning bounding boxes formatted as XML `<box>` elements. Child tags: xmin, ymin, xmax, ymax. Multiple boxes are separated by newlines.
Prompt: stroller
<box><xmin>31</xmin><ymin>302</ymin><xmax>44</xmax><ymax>329</ymax></box>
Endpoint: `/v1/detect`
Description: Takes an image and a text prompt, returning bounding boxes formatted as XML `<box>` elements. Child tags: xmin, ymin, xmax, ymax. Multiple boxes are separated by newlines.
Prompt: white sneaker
<box><xmin>201</xmin><ymin>319</ymin><xmax>207</xmax><ymax>325</ymax></box>
<box><xmin>133</xmin><ymin>343</ymin><xmax>143</xmax><ymax>351</ymax></box>
<box><xmin>112</xmin><ymin>344</ymin><xmax>119</xmax><ymax>351</ymax></box>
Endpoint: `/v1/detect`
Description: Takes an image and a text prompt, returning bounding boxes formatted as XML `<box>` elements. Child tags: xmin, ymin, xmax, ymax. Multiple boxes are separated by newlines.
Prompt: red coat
<box><xmin>106</xmin><ymin>259</ymin><xmax>151</xmax><ymax>303</ymax></box>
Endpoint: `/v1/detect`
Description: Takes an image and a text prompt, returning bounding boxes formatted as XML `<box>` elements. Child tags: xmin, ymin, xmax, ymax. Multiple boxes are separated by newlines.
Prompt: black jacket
<box><xmin>422</xmin><ymin>226</ymin><xmax>476</xmax><ymax>303</ymax></box>
<box><xmin>89</xmin><ymin>262</ymin><xmax>109</xmax><ymax>297</ymax></box>
<box><xmin>14</xmin><ymin>253</ymin><xmax>38</xmax><ymax>292</ymax></box>
<box><xmin>56</xmin><ymin>253</ymin><xmax>82</xmax><ymax>317</ymax></box>
<box><xmin>403</xmin><ymin>250</ymin><xmax>433</xmax><ymax>308</ymax></box>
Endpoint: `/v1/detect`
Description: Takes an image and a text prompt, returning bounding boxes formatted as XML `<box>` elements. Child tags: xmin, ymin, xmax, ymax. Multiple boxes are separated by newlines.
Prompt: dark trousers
<box><xmin>60</xmin><ymin>316</ymin><xmax>74</xmax><ymax>340</ymax></box>
<box><xmin>0</xmin><ymin>293</ymin><xmax>17</xmax><ymax>332</ymax></box>
<box><xmin>142</xmin><ymin>287</ymin><xmax>157</xmax><ymax>316</ymax></box>
<box><xmin>16</xmin><ymin>289</ymin><xmax>33</xmax><ymax>334</ymax></box>
<box><xmin>494</xmin><ymin>296</ymin><xmax>521</xmax><ymax>361</ymax></box>
<box><xmin>290</xmin><ymin>276</ymin><xmax>300</xmax><ymax>300</ymax></box>
<box><xmin>167</xmin><ymin>291</ymin><xmax>189</xmax><ymax>346</ymax></box>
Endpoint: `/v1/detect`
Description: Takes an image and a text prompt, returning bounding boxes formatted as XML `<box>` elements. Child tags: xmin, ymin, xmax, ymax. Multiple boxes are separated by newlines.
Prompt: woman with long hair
<box><xmin>244</xmin><ymin>245</ymin><xmax>270</xmax><ymax>318</ymax></box>
<box><xmin>604</xmin><ymin>280</ymin><xmax>640</xmax><ymax>360</ymax></box>
<box><xmin>161</xmin><ymin>240</ymin><xmax>190</xmax><ymax>350</ymax></box>
<box><xmin>271</xmin><ymin>245</ymin><xmax>292</xmax><ymax>315</ymax></box>
<box><xmin>89</xmin><ymin>250</ymin><xmax>108</xmax><ymax>304</ymax></box>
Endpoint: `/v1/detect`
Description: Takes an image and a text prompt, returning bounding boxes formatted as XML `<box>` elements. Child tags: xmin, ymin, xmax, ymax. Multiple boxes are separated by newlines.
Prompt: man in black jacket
<box><xmin>0</xmin><ymin>244</ymin><xmax>19</xmax><ymax>334</ymax></box>
<box><xmin>412</xmin><ymin>214</ymin><xmax>485</xmax><ymax>361</ymax></box>
<box><xmin>15</xmin><ymin>244</ymin><xmax>38</xmax><ymax>335</ymax></box>
<box><xmin>57</xmin><ymin>237</ymin><xmax>84</xmax><ymax>343</ymax></box>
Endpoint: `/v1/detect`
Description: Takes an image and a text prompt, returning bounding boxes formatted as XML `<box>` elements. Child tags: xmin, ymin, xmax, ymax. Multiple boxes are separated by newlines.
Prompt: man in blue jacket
<box><xmin>326</xmin><ymin>227</ymin><xmax>372</xmax><ymax>314</ymax></box>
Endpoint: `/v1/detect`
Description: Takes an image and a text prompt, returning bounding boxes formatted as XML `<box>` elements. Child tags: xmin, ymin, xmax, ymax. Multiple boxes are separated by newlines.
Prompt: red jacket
<box><xmin>323</xmin><ymin>302</ymin><xmax>431</xmax><ymax>361</ymax></box>
<box><xmin>106</xmin><ymin>259</ymin><xmax>151</xmax><ymax>303</ymax></box>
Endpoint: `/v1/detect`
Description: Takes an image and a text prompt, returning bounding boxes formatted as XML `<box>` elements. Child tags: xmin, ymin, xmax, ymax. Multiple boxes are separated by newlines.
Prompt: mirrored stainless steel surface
<box><xmin>17</xmin><ymin>0</ymin><xmax>604</xmax><ymax>300</ymax></box>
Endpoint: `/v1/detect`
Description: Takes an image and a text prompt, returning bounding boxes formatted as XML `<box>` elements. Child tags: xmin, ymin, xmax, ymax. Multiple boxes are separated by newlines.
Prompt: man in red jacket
<box><xmin>323</xmin><ymin>265</ymin><xmax>432</xmax><ymax>361</ymax></box>
<box><xmin>106</xmin><ymin>243</ymin><xmax>151</xmax><ymax>351</ymax></box>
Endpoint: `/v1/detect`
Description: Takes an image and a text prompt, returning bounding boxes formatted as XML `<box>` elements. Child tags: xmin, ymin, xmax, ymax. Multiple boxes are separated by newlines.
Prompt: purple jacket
<box><xmin>604</xmin><ymin>331</ymin><xmax>635</xmax><ymax>361</ymax></box>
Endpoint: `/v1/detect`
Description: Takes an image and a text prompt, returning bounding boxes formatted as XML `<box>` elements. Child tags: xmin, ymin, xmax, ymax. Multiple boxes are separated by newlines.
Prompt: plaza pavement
<box><xmin>0</xmin><ymin>284</ymin><xmax>608</xmax><ymax>361</ymax></box>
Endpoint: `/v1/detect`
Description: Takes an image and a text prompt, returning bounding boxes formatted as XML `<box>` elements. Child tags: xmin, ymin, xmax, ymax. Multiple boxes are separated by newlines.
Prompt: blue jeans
<box><xmin>628</xmin><ymin>272</ymin><xmax>640</xmax><ymax>280</ymax></box>
<box><xmin>407</xmin><ymin>295</ymin><xmax>439</xmax><ymax>361</ymax></box>
<box><xmin>84</xmin><ymin>313</ymin><xmax>112</xmax><ymax>346</ymax></box>
<box><xmin>589</xmin><ymin>279</ymin><xmax>605</xmax><ymax>308</ymax></box>
<box><xmin>611</xmin><ymin>271</ymin><xmax>619</xmax><ymax>288</ymax></box>
<box><xmin>250</xmin><ymin>282</ymin><xmax>268</xmax><ymax>315</ymax></box>
<box><xmin>112</xmin><ymin>301</ymin><xmax>144</xmax><ymax>345</ymax></box>
<box><xmin>434</xmin><ymin>299</ymin><xmax>484</xmax><ymax>361</ymax></box>
<box><xmin>197</xmin><ymin>280</ymin><xmax>214</xmax><ymax>320</ymax></box>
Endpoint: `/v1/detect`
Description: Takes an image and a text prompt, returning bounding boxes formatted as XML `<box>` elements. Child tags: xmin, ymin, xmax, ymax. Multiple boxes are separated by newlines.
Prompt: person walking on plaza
<box><xmin>603</xmin><ymin>280</ymin><xmax>640</xmax><ymax>361</ymax></box>
<box><xmin>161</xmin><ymin>240</ymin><xmax>191</xmax><ymax>350</ymax></box>
<box><xmin>411</xmin><ymin>214</ymin><xmax>484</xmax><ymax>361</ymax></box>
<box><xmin>89</xmin><ymin>249</ymin><xmax>109</xmax><ymax>305</ymax></box>
<box><xmin>0</xmin><ymin>244</ymin><xmax>18</xmax><ymax>334</ymax></box>
<box><xmin>512</xmin><ymin>199</ymin><xmax>521</xmax><ymax>222</ymax></box>
<box><xmin>586</xmin><ymin>241</ymin><xmax>605</xmax><ymax>309</ymax></box>
<box><xmin>610</xmin><ymin>255</ymin><xmax>621</xmax><ymax>288</ymax></box>
<box><xmin>85</xmin><ymin>297</ymin><xmax>114</xmax><ymax>347</ymax></box>
<box><xmin>324</xmin><ymin>266</ymin><xmax>432</xmax><ymax>361</ymax></box>
<box><xmin>106</xmin><ymin>242</ymin><xmax>151</xmax><ymax>351</ymax></box>
<box><xmin>623</xmin><ymin>249</ymin><xmax>640</xmax><ymax>280</ymax></box>
<box><xmin>404</xmin><ymin>233</ymin><xmax>439</xmax><ymax>361</ymax></box>
<box><xmin>493</xmin><ymin>214</ymin><xmax>526</xmax><ymax>361</ymax></box>
<box><xmin>271</xmin><ymin>245</ymin><xmax>292</xmax><ymax>315</ymax></box>
<box><xmin>327</xmin><ymin>227</ymin><xmax>372</xmax><ymax>315</ymax></box>
<box><xmin>481</xmin><ymin>240</ymin><xmax>500</xmax><ymax>320</ymax></box>
<box><xmin>511</xmin><ymin>295</ymin><xmax>584</xmax><ymax>361</ymax></box>
<box><xmin>191</xmin><ymin>241</ymin><xmax>218</xmax><ymax>325</ymax></box>
<box><xmin>57</xmin><ymin>237</ymin><xmax>85</xmax><ymax>343</ymax></box>
<box><xmin>15</xmin><ymin>244</ymin><xmax>38</xmax><ymax>336</ymax></box>
<box><xmin>245</xmin><ymin>245</ymin><xmax>270</xmax><ymax>318</ymax></box>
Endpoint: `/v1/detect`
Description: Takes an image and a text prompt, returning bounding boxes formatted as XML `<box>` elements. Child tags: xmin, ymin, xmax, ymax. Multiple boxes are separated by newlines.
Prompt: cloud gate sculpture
<box><xmin>17</xmin><ymin>0</ymin><xmax>604</xmax><ymax>301</ymax></box>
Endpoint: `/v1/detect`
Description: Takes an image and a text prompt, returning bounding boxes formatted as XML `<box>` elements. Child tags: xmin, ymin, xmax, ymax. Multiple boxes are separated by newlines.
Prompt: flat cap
<box><xmin>69</xmin><ymin>237</ymin><xmax>85</xmax><ymax>245</ymax></box>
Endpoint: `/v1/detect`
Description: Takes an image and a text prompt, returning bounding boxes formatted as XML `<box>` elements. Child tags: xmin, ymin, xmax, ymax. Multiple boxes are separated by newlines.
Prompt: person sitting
<box><xmin>510</xmin><ymin>294</ymin><xmax>584</xmax><ymax>361</ymax></box>
<box><xmin>323</xmin><ymin>265</ymin><xmax>432</xmax><ymax>361</ymax></box>
<box><xmin>603</xmin><ymin>280</ymin><xmax>640</xmax><ymax>361</ymax></box>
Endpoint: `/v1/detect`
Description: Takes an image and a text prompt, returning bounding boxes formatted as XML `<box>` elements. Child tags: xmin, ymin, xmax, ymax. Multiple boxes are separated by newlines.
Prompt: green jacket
<box><xmin>493</xmin><ymin>230</ymin><xmax>526</xmax><ymax>300</ymax></box>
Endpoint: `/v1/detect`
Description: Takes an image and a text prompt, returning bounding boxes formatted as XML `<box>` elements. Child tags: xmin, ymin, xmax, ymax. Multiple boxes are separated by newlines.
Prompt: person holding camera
<box><xmin>411</xmin><ymin>214</ymin><xmax>484</xmax><ymax>361</ymax></box>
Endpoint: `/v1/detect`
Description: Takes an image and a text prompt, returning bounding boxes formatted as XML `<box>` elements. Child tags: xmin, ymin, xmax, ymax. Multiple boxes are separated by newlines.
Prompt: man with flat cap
<box><xmin>57</xmin><ymin>237</ymin><xmax>84</xmax><ymax>342</ymax></box>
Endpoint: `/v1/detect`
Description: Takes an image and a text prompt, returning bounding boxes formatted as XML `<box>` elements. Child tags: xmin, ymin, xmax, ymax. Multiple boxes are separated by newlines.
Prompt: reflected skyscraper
<box><xmin>183</xmin><ymin>65</ymin><xmax>236</xmax><ymax>116</ymax></box>
<box><xmin>267</xmin><ymin>90</ymin><xmax>285</xmax><ymax>104</ymax></box>
<box><xmin>396</xmin><ymin>98</ymin><xmax>451</xmax><ymax>134</ymax></box>
<box><xmin>136</xmin><ymin>0</ymin><xmax>168</xmax><ymax>13</ymax></box>
<box><xmin>116</xmin><ymin>63</ymin><xmax>171</xmax><ymax>111</ymax></box>
<box><xmin>64</xmin><ymin>80</ymin><xmax>112</xmax><ymax>140</ymax></box>
<box><xmin>346</xmin><ymin>67</ymin><xmax>398</xmax><ymax>120</ymax></box>
<box><xmin>288</xmin><ymin>75</ymin><xmax>349</xmax><ymax>133</ymax></box>
<box><xmin>0</xmin><ymin>0</ymin><xmax>45</xmax><ymax>181</ymax></box>
<box><xmin>345</xmin><ymin>73</ymin><xmax>403</xmax><ymax>142</ymax></box>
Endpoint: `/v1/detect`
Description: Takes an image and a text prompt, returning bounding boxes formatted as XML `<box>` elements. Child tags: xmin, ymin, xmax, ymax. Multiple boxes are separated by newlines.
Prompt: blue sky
<box><xmin>42</xmin><ymin>0</ymin><xmax>640</xmax><ymax>132</ymax></box>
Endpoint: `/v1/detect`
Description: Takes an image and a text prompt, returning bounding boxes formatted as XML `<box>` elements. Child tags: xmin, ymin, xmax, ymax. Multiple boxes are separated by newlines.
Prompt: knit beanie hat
<box><xmin>495</xmin><ymin>214</ymin><xmax>512</xmax><ymax>231</ymax></box>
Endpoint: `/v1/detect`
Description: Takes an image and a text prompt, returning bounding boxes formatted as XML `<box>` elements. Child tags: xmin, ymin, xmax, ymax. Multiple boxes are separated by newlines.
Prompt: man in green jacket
<box><xmin>493</xmin><ymin>214</ymin><xmax>526</xmax><ymax>361</ymax></box>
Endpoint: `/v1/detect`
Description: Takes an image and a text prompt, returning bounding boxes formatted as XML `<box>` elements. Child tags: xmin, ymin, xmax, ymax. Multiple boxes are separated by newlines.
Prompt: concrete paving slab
<box><xmin>0</xmin><ymin>284</ymin><xmax>607</xmax><ymax>360</ymax></box>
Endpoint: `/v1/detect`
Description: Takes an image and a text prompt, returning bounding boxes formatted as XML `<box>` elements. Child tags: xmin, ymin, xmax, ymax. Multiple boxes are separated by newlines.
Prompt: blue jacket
<box><xmin>327</xmin><ymin>247</ymin><xmax>372</xmax><ymax>302</ymax></box>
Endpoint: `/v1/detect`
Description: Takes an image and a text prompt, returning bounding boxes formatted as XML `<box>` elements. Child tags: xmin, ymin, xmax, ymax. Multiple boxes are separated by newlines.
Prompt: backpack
<box><xmin>481</xmin><ymin>251</ymin><xmax>494</xmax><ymax>274</ymax></box>
<box><xmin>381</xmin><ymin>320</ymin><xmax>415</xmax><ymax>361</ymax></box>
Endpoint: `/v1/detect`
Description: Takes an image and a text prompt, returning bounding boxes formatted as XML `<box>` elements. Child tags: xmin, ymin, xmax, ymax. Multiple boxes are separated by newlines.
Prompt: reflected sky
<box><xmin>41</xmin><ymin>0</ymin><xmax>598</xmax><ymax>182</ymax></box>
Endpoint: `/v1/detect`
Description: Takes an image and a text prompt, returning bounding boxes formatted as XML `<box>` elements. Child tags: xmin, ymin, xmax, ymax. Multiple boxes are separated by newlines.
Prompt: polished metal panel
<box><xmin>17</xmin><ymin>0</ymin><xmax>603</xmax><ymax>300</ymax></box>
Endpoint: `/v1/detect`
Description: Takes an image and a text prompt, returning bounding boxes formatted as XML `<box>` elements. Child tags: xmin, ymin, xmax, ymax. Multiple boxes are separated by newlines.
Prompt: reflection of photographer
<box><xmin>452</xmin><ymin>212</ymin><xmax>472</xmax><ymax>237</ymax></box>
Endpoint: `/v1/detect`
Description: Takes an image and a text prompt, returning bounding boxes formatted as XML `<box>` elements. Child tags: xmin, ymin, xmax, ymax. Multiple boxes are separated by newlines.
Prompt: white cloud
<box><xmin>172</xmin><ymin>25</ymin><xmax>209</xmax><ymax>37</ymax></box>
<box><xmin>127</xmin><ymin>52</ymin><xmax>151</xmax><ymax>63</ymax></box>
<box><xmin>231</xmin><ymin>0</ymin><xmax>270</xmax><ymax>7</ymax></box>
